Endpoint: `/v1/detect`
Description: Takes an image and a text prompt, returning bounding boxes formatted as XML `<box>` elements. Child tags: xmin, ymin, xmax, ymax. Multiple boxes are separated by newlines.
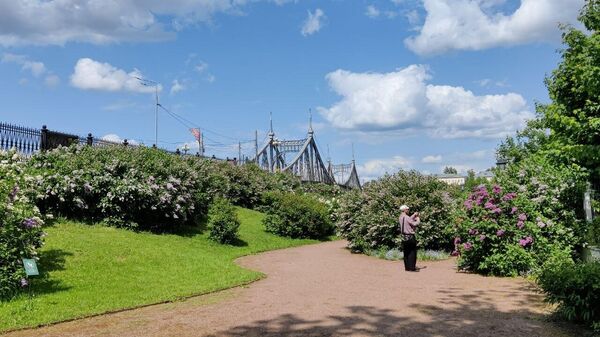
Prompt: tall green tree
<box><xmin>443</xmin><ymin>166</ymin><xmax>458</xmax><ymax>175</ymax></box>
<box><xmin>542</xmin><ymin>0</ymin><xmax>600</xmax><ymax>181</ymax></box>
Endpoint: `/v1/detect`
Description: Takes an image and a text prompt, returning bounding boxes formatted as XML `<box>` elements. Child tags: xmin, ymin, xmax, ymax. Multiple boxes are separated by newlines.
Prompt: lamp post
<box><xmin>134</xmin><ymin>76</ymin><xmax>160</xmax><ymax>147</ymax></box>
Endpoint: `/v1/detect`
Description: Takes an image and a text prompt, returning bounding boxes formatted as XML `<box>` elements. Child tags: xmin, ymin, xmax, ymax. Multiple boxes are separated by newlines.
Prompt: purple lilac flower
<box><xmin>20</xmin><ymin>278</ymin><xmax>28</xmax><ymax>287</ymax></box>
<box><xmin>510</xmin><ymin>207</ymin><xmax>518</xmax><ymax>214</ymax></box>
<box><xmin>519</xmin><ymin>236</ymin><xmax>534</xmax><ymax>247</ymax></box>
<box><xmin>537</xmin><ymin>221</ymin><xmax>546</xmax><ymax>228</ymax></box>
<box><xmin>468</xmin><ymin>228</ymin><xmax>479</xmax><ymax>235</ymax></box>
<box><xmin>463</xmin><ymin>242</ymin><xmax>473</xmax><ymax>251</ymax></box>
<box><xmin>492</xmin><ymin>207</ymin><xmax>502</xmax><ymax>215</ymax></box>
<box><xmin>479</xmin><ymin>234</ymin><xmax>486</xmax><ymax>241</ymax></box>
<box><xmin>492</xmin><ymin>185</ymin><xmax>502</xmax><ymax>194</ymax></box>
<box><xmin>496</xmin><ymin>229</ymin><xmax>505</xmax><ymax>237</ymax></box>
<box><xmin>518</xmin><ymin>213</ymin><xmax>527</xmax><ymax>221</ymax></box>
<box><xmin>502</xmin><ymin>193</ymin><xmax>517</xmax><ymax>201</ymax></box>
<box><xmin>484</xmin><ymin>201</ymin><xmax>496</xmax><ymax>210</ymax></box>
<box><xmin>454</xmin><ymin>237</ymin><xmax>462</xmax><ymax>245</ymax></box>
<box><xmin>451</xmin><ymin>250</ymin><xmax>460</xmax><ymax>256</ymax></box>
<box><xmin>516</xmin><ymin>221</ymin><xmax>525</xmax><ymax>229</ymax></box>
<box><xmin>22</xmin><ymin>218</ymin><xmax>38</xmax><ymax>229</ymax></box>
<box><xmin>464</xmin><ymin>199</ymin><xmax>473</xmax><ymax>210</ymax></box>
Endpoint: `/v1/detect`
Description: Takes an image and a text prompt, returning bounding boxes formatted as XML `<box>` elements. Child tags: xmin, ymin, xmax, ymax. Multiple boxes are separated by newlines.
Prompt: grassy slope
<box><xmin>0</xmin><ymin>208</ymin><xmax>318</xmax><ymax>331</ymax></box>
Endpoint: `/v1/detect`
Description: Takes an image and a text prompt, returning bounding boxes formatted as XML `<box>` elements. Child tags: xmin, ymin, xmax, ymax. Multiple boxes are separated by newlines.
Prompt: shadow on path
<box><xmin>208</xmin><ymin>287</ymin><xmax>586</xmax><ymax>337</ymax></box>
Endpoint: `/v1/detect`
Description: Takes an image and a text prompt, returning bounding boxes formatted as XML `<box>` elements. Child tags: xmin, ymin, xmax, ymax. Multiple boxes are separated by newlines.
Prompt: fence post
<box><xmin>40</xmin><ymin>125</ymin><xmax>48</xmax><ymax>151</ymax></box>
<box><xmin>87</xmin><ymin>133</ymin><xmax>93</xmax><ymax>146</ymax></box>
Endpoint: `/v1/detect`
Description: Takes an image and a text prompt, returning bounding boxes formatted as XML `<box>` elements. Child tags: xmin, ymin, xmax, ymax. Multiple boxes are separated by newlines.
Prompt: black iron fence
<box><xmin>0</xmin><ymin>123</ymin><xmax>137</xmax><ymax>156</ymax></box>
<box><xmin>0</xmin><ymin>122</ymin><xmax>240</xmax><ymax>164</ymax></box>
<box><xmin>0</xmin><ymin>122</ymin><xmax>41</xmax><ymax>156</ymax></box>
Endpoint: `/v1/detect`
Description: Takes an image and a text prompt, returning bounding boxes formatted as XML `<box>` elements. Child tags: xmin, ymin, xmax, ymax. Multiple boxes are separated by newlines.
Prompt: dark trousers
<box><xmin>402</xmin><ymin>236</ymin><xmax>417</xmax><ymax>271</ymax></box>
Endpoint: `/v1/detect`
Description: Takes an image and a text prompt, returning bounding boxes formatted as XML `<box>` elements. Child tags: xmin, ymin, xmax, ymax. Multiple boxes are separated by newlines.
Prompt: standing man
<box><xmin>399</xmin><ymin>205</ymin><xmax>420</xmax><ymax>272</ymax></box>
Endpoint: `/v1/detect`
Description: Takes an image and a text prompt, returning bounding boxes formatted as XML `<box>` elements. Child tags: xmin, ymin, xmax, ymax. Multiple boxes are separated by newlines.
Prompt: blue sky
<box><xmin>0</xmin><ymin>0</ymin><xmax>584</xmax><ymax>181</ymax></box>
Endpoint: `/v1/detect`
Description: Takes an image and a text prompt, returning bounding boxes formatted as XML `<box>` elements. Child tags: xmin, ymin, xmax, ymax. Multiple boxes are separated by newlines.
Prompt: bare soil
<box><xmin>4</xmin><ymin>240</ymin><xmax>586</xmax><ymax>337</ymax></box>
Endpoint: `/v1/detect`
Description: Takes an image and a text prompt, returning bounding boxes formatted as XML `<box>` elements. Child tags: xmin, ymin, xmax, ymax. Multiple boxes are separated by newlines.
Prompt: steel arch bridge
<box><xmin>253</xmin><ymin>115</ymin><xmax>361</xmax><ymax>189</ymax></box>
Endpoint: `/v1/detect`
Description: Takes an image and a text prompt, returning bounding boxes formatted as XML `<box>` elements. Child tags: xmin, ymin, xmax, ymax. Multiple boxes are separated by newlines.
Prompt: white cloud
<box><xmin>405</xmin><ymin>9</ymin><xmax>420</xmax><ymax>26</ymax></box>
<box><xmin>405</xmin><ymin>0</ymin><xmax>583</xmax><ymax>55</ymax></box>
<box><xmin>194</xmin><ymin>61</ymin><xmax>209</xmax><ymax>73</ymax></box>
<box><xmin>357</xmin><ymin>155</ymin><xmax>413</xmax><ymax>181</ymax></box>
<box><xmin>70</xmin><ymin>58</ymin><xmax>162</xmax><ymax>94</ymax></box>
<box><xmin>422</xmin><ymin>155</ymin><xmax>442</xmax><ymax>163</ymax></box>
<box><xmin>366</xmin><ymin>5</ymin><xmax>381</xmax><ymax>18</ymax></box>
<box><xmin>101</xmin><ymin>134</ymin><xmax>139</xmax><ymax>145</ymax></box>
<box><xmin>301</xmin><ymin>8</ymin><xmax>325</xmax><ymax>36</ymax></box>
<box><xmin>0</xmin><ymin>1</ymin><xmax>296</xmax><ymax>46</ymax></box>
<box><xmin>318</xmin><ymin>65</ymin><xmax>532</xmax><ymax>139</ymax></box>
<box><xmin>2</xmin><ymin>53</ymin><xmax>47</xmax><ymax>77</ymax></box>
<box><xmin>170</xmin><ymin>79</ymin><xmax>185</xmax><ymax>95</ymax></box>
<box><xmin>44</xmin><ymin>74</ymin><xmax>60</xmax><ymax>87</ymax></box>
<box><xmin>476</xmin><ymin>78</ymin><xmax>492</xmax><ymax>87</ymax></box>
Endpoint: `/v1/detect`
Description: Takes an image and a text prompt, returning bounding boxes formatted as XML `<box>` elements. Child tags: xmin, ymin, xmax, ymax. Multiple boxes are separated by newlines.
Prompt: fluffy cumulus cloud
<box><xmin>365</xmin><ymin>5</ymin><xmax>381</xmax><ymax>19</ymax></box>
<box><xmin>70</xmin><ymin>58</ymin><xmax>162</xmax><ymax>94</ymax></box>
<box><xmin>170</xmin><ymin>79</ymin><xmax>185</xmax><ymax>95</ymax></box>
<box><xmin>2</xmin><ymin>52</ymin><xmax>61</xmax><ymax>87</ymax></box>
<box><xmin>101</xmin><ymin>134</ymin><xmax>139</xmax><ymax>145</ymax></box>
<box><xmin>405</xmin><ymin>0</ymin><xmax>583</xmax><ymax>55</ymax></box>
<box><xmin>301</xmin><ymin>8</ymin><xmax>325</xmax><ymax>36</ymax></box>
<box><xmin>318</xmin><ymin>65</ymin><xmax>532</xmax><ymax>139</ymax></box>
<box><xmin>357</xmin><ymin>156</ymin><xmax>412</xmax><ymax>181</ymax></box>
<box><xmin>2</xmin><ymin>53</ymin><xmax>46</xmax><ymax>77</ymax></box>
<box><xmin>422</xmin><ymin>155</ymin><xmax>442</xmax><ymax>163</ymax></box>
<box><xmin>0</xmin><ymin>0</ymin><xmax>293</xmax><ymax>46</ymax></box>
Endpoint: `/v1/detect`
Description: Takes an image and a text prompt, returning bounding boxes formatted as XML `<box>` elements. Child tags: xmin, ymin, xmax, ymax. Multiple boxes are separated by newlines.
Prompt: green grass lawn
<box><xmin>0</xmin><ymin>208</ymin><xmax>319</xmax><ymax>332</ymax></box>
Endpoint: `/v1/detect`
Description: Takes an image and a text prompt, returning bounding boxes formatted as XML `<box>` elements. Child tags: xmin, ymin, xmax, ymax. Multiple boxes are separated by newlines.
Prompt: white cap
<box><xmin>399</xmin><ymin>205</ymin><xmax>409</xmax><ymax>211</ymax></box>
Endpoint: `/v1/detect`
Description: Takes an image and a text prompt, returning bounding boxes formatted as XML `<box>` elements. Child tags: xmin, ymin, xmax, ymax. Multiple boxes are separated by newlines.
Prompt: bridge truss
<box><xmin>253</xmin><ymin>115</ymin><xmax>360</xmax><ymax>189</ymax></box>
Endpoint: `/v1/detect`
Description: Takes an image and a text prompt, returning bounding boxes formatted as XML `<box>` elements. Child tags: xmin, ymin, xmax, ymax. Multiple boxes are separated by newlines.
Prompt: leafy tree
<box><xmin>464</xmin><ymin>169</ymin><xmax>489</xmax><ymax>192</ymax></box>
<box><xmin>443</xmin><ymin>166</ymin><xmax>458</xmax><ymax>175</ymax></box>
<box><xmin>540</xmin><ymin>0</ymin><xmax>600</xmax><ymax>181</ymax></box>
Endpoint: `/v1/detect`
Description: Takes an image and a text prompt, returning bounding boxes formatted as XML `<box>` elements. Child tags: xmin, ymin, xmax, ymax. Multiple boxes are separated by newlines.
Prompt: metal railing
<box><xmin>0</xmin><ymin>122</ymin><xmax>41</xmax><ymax>156</ymax></box>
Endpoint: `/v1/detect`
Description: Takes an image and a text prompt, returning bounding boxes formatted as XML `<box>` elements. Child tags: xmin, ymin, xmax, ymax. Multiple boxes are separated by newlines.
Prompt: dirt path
<box><xmin>5</xmin><ymin>241</ymin><xmax>583</xmax><ymax>337</ymax></box>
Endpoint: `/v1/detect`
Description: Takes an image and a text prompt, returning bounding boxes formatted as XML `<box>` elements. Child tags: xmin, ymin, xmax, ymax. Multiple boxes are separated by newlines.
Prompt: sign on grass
<box><xmin>22</xmin><ymin>258</ymin><xmax>39</xmax><ymax>276</ymax></box>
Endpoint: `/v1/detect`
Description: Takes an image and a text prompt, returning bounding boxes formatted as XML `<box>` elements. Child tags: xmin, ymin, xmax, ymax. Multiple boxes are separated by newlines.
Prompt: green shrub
<box><xmin>263</xmin><ymin>192</ymin><xmax>333</xmax><ymax>239</ymax></box>
<box><xmin>334</xmin><ymin>170</ymin><xmax>457</xmax><ymax>253</ymax></box>
<box><xmin>537</xmin><ymin>259</ymin><xmax>600</xmax><ymax>331</ymax></box>
<box><xmin>187</xmin><ymin>159</ymin><xmax>299</xmax><ymax>209</ymax></box>
<box><xmin>26</xmin><ymin>145</ymin><xmax>208</xmax><ymax>230</ymax></box>
<box><xmin>207</xmin><ymin>198</ymin><xmax>240</xmax><ymax>244</ymax></box>
<box><xmin>0</xmin><ymin>151</ymin><xmax>44</xmax><ymax>300</ymax></box>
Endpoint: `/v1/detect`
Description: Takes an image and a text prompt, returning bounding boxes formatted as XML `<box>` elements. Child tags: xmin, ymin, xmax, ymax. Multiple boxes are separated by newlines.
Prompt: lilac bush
<box><xmin>335</xmin><ymin>170</ymin><xmax>458</xmax><ymax>253</ymax></box>
<box><xmin>0</xmin><ymin>150</ymin><xmax>44</xmax><ymax>299</ymax></box>
<box><xmin>455</xmin><ymin>183</ymin><xmax>576</xmax><ymax>276</ymax></box>
<box><xmin>26</xmin><ymin>146</ymin><xmax>208</xmax><ymax>230</ymax></box>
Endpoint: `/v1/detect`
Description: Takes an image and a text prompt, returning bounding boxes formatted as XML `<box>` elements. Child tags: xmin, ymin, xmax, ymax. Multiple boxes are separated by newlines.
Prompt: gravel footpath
<box><xmin>4</xmin><ymin>240</ymin><xmax>583</xmax><ymax>337</ymax></box>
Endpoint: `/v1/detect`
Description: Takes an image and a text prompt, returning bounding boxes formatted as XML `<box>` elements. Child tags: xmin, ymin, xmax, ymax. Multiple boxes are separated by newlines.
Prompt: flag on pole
<box><xmin>190</xmin><ymin>128</ymin><xmax>201</xmax><ymax>141</ymax></box>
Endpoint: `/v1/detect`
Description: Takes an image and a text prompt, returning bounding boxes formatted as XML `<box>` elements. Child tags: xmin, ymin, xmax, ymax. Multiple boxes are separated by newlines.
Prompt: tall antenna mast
<box><xmin>308</xmin><ymin>108</ymin><xmax>314</xmax><ymax>135</ymax></box>
<box><xmin>254</xmin><ymin>130</ymin><xmax>258</xmax><ymax>163</ymax></box>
